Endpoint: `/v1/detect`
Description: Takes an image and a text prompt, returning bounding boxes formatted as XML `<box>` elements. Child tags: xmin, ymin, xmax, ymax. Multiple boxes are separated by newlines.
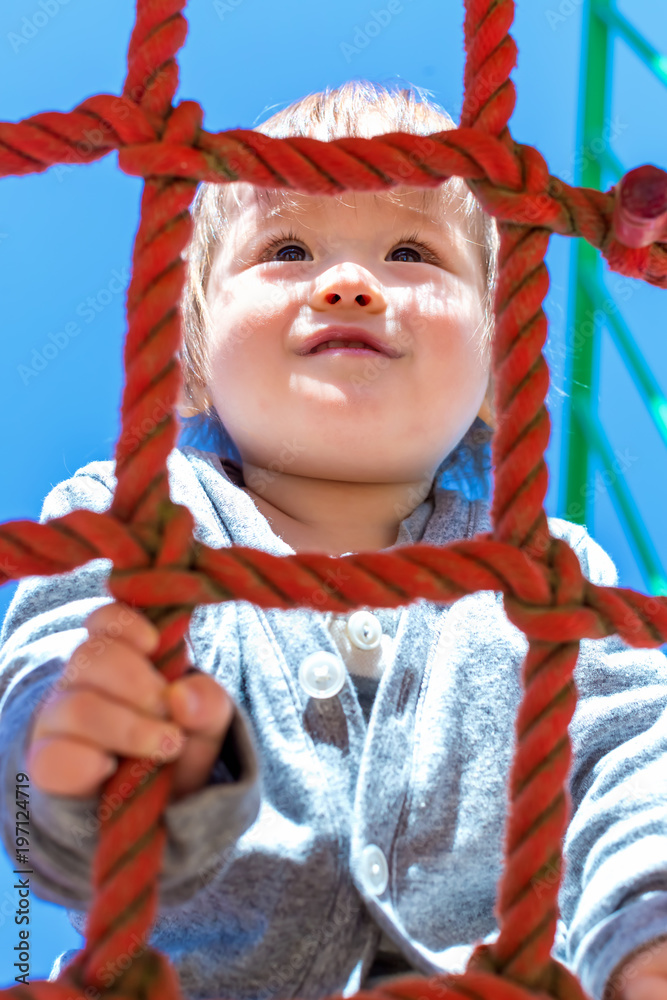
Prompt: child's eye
<box><xmin>275</xmin><ymin>244</ymin><xmax>308</xmax><ymax>261</ymax></box>
<box><xmin>258</xmin><ymin>231</ymin><xmax>312</xmax><ymax>262</ymax></box>
<box><xmin>387</xmin><ymin>237</ymin><xmax>441</xmax><ymax>265</ymax></box>
<box><xmin>257</xmin><ymin>230</ymin><xmax>442</xmax><ymax>265</ymax></box>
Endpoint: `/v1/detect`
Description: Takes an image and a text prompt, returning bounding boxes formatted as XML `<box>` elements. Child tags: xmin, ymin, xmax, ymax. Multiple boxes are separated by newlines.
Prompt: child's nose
<box><xmin>313</xmin><ymin>270</ymin><xmax>387</xmax><ymax>313</ymax></box>
<box><xmin>325</xmin><ymin>292</ymin><xmax>370</xmax><ymax>306</ymax></box>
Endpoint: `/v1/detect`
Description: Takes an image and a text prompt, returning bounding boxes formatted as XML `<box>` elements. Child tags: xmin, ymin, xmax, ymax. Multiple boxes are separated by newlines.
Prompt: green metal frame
<box><xmin>559</xmin><ymin>0</ymin><xmax>667</xmax><ymax>594</ymax></box>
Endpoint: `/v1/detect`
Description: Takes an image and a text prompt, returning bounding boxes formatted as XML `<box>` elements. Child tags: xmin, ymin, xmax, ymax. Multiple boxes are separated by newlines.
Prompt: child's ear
<box><xmin>176</xmin><ymin>392</ymin><xmax>198</xmax><ymax>419</ymax></box>
<box><xmin>176</xmin><ymin>382</ymin><xmax>209</xmax><ymax>418</ymax></box>
<box><xmin>477</xmin><ymin>394</ymin><xmax>495</xmax><ymax>430</ymax></box>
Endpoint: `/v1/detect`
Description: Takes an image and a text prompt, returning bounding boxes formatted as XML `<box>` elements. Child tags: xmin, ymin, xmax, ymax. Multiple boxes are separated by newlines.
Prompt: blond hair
<box><xmin>178</xmin><ymin>80</ymin><xmax>498</xmax><ymax>427</ymax></box>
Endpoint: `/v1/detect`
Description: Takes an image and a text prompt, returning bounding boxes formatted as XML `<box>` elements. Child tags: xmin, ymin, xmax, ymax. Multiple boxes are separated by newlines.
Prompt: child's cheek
<box><xmin>211</xmin><ymin>306</ymin><xmax>292</xmax><ymax>359</ymax></box>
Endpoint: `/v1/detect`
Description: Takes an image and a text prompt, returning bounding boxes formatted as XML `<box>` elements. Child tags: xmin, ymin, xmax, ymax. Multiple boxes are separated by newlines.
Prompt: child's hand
<box><xmin>27</xmin><ymin>602</ymin><xmax>234</xmax><ymax>805</ymax></box>
<box><xmin>607</xmin><ymin>939</ymin><xmax>667</xmax><ymax>1000</ymax></box>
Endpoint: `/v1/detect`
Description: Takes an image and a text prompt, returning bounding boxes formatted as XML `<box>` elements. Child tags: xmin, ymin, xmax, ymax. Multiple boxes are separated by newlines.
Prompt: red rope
<box><xmin>1</xmin><ymin>1</ymin><xmax>667</xmax><ymax>999</ymax></box>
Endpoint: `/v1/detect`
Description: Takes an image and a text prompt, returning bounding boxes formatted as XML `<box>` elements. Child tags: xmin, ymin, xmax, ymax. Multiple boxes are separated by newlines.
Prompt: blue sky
<box><xmin>0</xmin><ymin>0</ymin><xmax>666</xmax><ymax>985</ymax></box>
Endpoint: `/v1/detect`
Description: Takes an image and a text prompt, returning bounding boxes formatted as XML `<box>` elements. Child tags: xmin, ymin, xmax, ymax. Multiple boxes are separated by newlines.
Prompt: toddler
<box><xmin>2</xmin><ymin>81</ymin><xmax>667</xmax><ymax>1000</ymax></box>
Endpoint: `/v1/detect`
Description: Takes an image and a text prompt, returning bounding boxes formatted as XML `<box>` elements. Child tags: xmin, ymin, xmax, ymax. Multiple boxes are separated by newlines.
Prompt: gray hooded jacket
<box><xmin>2</xmin><ymin>445</ymin><xmax>667</xmax><ymax>999</ymax></box>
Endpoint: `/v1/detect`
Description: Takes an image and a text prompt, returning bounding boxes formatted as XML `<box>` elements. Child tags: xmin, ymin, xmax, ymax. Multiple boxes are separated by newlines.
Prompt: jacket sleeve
<box><xmin>0</xmin><ymin>466</ymin><xmax>261</xmax><ymax>912</ymax></box>
<box><xmin>550</xmin><ymin>524</ymin><xmax>667</xmax><ymax>1000</ymax></box>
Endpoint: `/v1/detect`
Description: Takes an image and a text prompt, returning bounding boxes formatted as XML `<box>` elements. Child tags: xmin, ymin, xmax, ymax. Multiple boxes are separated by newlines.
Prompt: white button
<box><xmin>299</xmin><ymin>651</ymin><xmax>345</xmax><ymax>699</ymax></box>
<box><xmin>346</xmin><ymin>611</ymin><xmax>382</xmax><ymax>650</ymax></box>
<box><xmin>360</xmin><ymin>844</ymin><xmax>388</xmax><ymax>895</ymax></box>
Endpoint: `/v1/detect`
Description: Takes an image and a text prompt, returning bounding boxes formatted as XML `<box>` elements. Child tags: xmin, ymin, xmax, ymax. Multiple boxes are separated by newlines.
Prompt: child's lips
<box><xmin>296</xmin><ymin>328</ymin><xmax>403</xmax><ymax>358</ymax></box>
<box><xmin>307</xmin><ymin>344</ymin><xmax>385</xmax><ymax>357</ymax></box>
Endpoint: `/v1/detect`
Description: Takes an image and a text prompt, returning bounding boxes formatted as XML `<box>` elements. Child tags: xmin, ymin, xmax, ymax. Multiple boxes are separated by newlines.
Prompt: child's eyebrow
<box><xmin>232</xmin><ymin>184</ymin><xmax>481</xmax><ymax>263</ymax></box>
<box><xmin>385</xmin><ymin>204</ymin><xmax>480</xmax><ymax>260</ymax></box>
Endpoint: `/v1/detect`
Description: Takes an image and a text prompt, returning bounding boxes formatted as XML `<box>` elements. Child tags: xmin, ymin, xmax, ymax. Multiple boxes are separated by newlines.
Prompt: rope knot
<box><xmin>154</xmin><ymin>501</ymin><xmax>197</xmax><ymax>568</ymax></box>
<box><xmin>499</xmin><ymin>536</ymin><xmax>589</xmax><ymax>644</ymax></box>
<box><xmin>63</xmin><ymin>940</ymin><xmax>183</xmax><ymax>999</ymax></box>
<box><xmin>467</xmin><ymin>137</ymin><xmax>561</xmax><ymax>229</ymax></box>
<box><xmin>107</xmin><ymin>502</ymin><xmax>198</xmax><ymax>616</ymax></box>
<box><xmin>464</xmin><ymin>943</ymin><xmax>591</xmax><ymax>1000</ymax></box>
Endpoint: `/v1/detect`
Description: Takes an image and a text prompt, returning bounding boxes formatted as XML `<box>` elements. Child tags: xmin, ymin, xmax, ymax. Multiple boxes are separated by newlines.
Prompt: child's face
<box><xmin>204</xmin><ymin>183</ymin><xmax>490</xmax><ymax>487</ymax></box>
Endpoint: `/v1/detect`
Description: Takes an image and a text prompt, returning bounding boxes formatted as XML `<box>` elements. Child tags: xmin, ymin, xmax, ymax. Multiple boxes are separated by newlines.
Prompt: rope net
<box><xmin>1</xmin><ymin>1</ymin><xmax>667</xmax><ymax>999</ymax></box>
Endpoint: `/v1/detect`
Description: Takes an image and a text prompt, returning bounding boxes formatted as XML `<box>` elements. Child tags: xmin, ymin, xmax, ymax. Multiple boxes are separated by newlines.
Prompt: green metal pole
<box><xmin>559</xmin><ymin>0</ymin><xmax>610</xmax><ymax>528</ymax></box>
<box><xmin>593</xmin><ymin>2</ymin><xmax>667</xmax><ymax>87</ymax></box>
<box><xmin>571</xmin><ymin>396</ymin><xmax>667</xmax><ymax>594</ymax></box>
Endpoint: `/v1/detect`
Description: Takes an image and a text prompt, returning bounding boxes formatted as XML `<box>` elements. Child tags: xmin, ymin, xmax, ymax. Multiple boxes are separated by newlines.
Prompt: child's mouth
<box><xmin>308</xmin><ymin>340</ymin><xmax>382</xmax><ymax>355</ymax></box>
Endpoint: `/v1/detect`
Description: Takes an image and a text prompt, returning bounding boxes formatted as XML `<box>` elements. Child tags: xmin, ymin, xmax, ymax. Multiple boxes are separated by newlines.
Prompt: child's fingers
<box><xmin>84</xmin><ymin>602</ymin><xmax>160</xmax><ymax>657</ymax></box>
<box><xmin>27</xmin><ymin>734</ymin><xmax>120</xmax><ymax>798</ymax></box>
<box><xmin>165</xmin><ymin>672</ymin><xmax>235</xmax><ymax>803</ymax></box>
<box><xmin>56</xmin><ymin>635</ymin><xmax>170</xmax><ymax>719</ymax></box>
<box><xmin>165</xmin><ymin>672</ymin><xmax>233</xmax><ymax>735</ymax></box>
<box><xmin>31</xmin><ymin>688</ymin><xmax>184</xmax><ymax>767</ymax></box>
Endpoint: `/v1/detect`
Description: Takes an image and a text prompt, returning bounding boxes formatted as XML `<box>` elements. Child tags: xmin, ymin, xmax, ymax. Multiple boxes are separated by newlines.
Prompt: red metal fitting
<box><xmin>613</xmin><ymin>164</ymin><xmax>667</xmax><ymax>248</ymax></box>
